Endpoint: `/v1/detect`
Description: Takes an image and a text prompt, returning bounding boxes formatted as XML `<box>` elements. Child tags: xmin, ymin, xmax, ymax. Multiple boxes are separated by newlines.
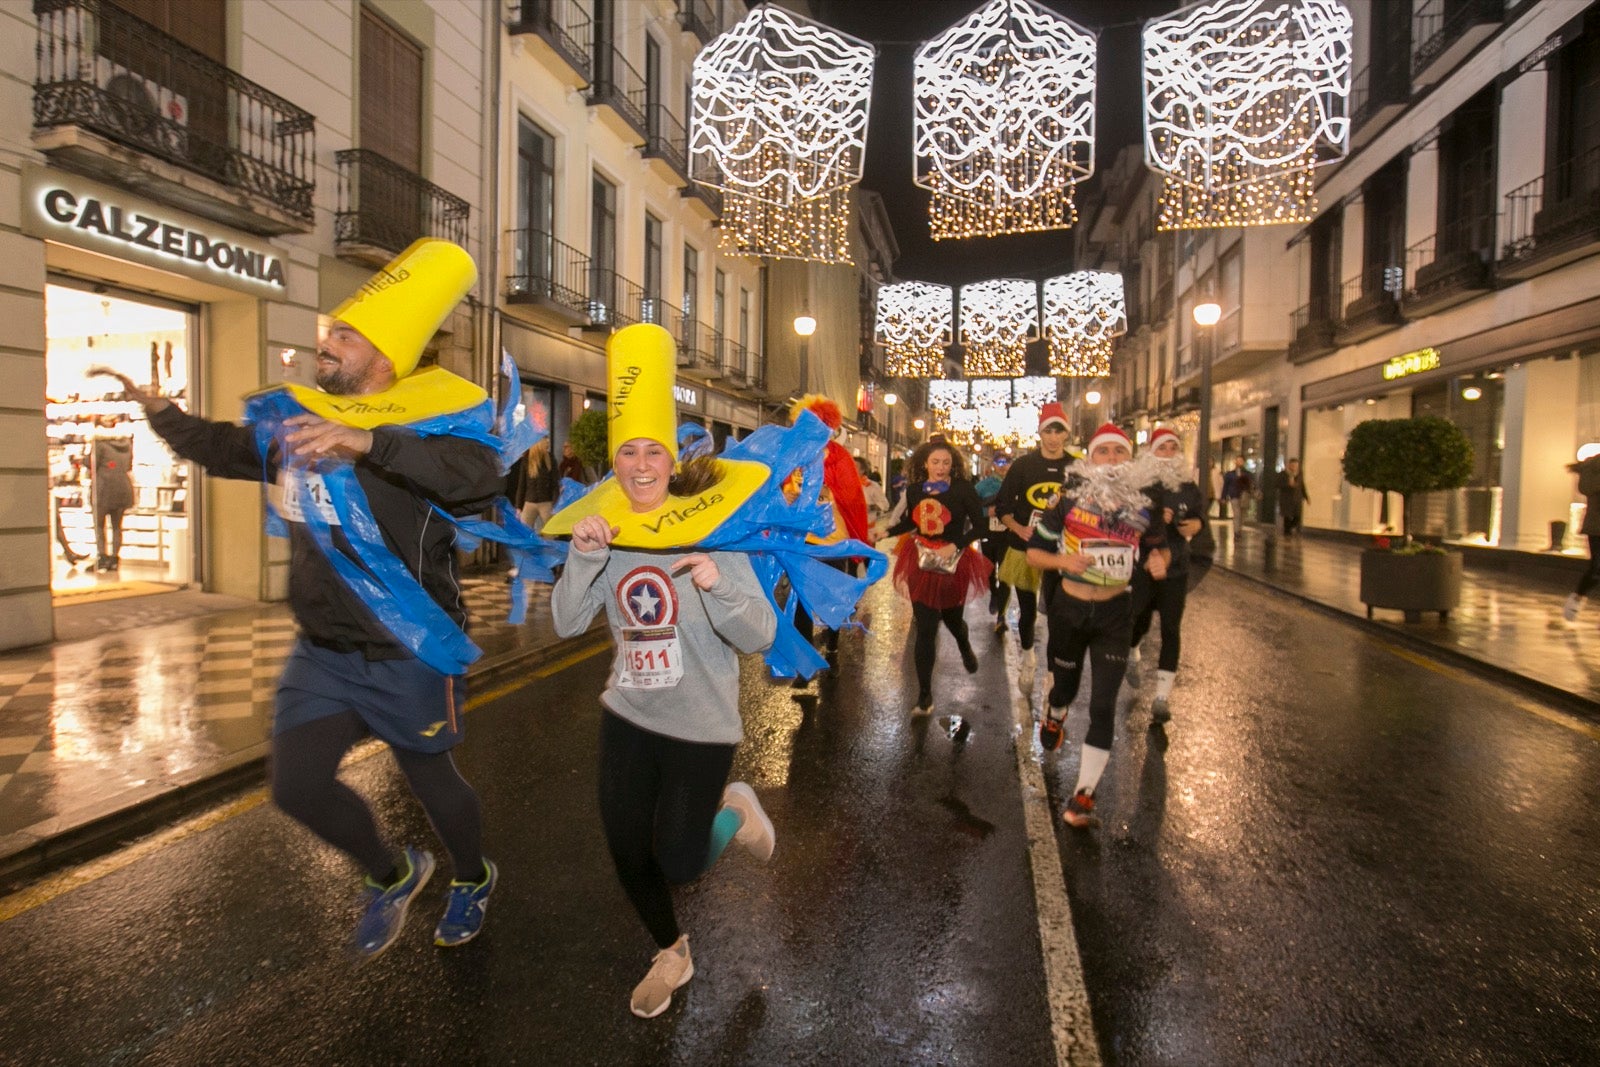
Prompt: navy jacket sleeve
<box><xmin>148</xmin><ymin>404</ymin><xmax>271</xmax><ymax>482</ymax></box>
<box><xmin>365</xmin><ymin>426</ymin><xmax>502</xmax><ymax>513</ymax></box>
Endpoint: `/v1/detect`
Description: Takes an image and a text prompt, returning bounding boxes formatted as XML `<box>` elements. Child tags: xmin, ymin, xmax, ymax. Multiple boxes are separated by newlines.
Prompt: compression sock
<box><xmin>706</xmin><ymin>806</ymin><xmax>742</xmax><ymax>869</ymax></box>
<box><xmin>1074</xmin><ymin>744</ymin><xmax>1111</xmax><ymax>797</ymax></box>
<box><xmin>1155</xmin><ymin>670</ymin><xmax>1176</xmax><ymax>702</ymax></box>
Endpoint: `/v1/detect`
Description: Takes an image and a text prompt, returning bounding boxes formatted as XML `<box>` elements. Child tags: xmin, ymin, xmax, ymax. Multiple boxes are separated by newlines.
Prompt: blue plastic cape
<box><xmin>245</xmin><ymin>353</ymin><xmax>566</xmax><ymax>675</ymax></box>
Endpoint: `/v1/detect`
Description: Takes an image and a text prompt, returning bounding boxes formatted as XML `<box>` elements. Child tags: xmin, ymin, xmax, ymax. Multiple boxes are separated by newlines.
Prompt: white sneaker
<box><xmin>1124</xmin><ymin>646</ymin><xmax>1143</xmax><ymax>687</ymax></box>
<box><xmin>1016</xmin><ymin>648</ymin><xmax>1036</xmax><ymax>695</ymax></box>
<box><xmin>1564</xmin><ymin>594</ymin><xmax>1583</xmax><ymax>623</ymax></box>
<box><xmin>631</xmin><ymin>936</ymin><xmax>694</xmax><ymax>1019</ymax></box>
<box><xmin>720</xmin><ymin>781</ymin><xmax>775</xmax><ymax>862</ymax></box>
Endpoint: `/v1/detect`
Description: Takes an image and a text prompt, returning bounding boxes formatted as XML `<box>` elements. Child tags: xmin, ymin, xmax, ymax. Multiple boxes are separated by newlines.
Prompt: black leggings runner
<box><xmin>1046</xmin><ymin>593</ymin><xmax>1133</xmax><ymax>750</ymax></box>
<box><xmin>912</xmin><ymin>601</ymin><xmax>971</xmax><ymax>696</ymax></box>
<box><xmin>1130</xmin><ymin>572</ymin><xmax>1189</xmax><ymax>672</ymax></box>
<box><xmin>270</xmin><ymin>709</ymin><xmax>483</xmax><ymax>881</ymax></box>
<box><xmin>598</xmin><ymin>711</ymin><xmax>736</xmax><ymax>949</ymax></box>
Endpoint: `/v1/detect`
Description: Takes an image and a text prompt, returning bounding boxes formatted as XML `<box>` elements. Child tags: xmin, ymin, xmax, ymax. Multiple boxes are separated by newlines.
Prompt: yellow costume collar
<box><xmin>542</xmin><ymin>458</ymin><xmax>770</xmax><ymax>548</ymax></box>
<box><xmin>268</xmin><ymin>367</ymin><xmax>488</xmax><ymax>429</ymax></box>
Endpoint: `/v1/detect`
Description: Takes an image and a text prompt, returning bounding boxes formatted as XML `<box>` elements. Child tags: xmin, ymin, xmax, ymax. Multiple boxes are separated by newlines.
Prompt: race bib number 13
<box><xmin>276</xmin><ymin>470</ymin><xmax>341</xmax><ymax>525</ymax></box>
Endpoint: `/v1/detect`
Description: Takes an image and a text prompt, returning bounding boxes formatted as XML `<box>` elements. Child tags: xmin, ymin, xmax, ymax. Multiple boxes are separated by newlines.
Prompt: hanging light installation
<box><xmin>927</xmin><ymin>376</ymin><xmax>1058</xmax><ymax>450</ymax></box>
<box><xmin>913</xmin><ymin>0</ymin><xmax>1096</xmax><ymax>241</ymax></box>
<box><xmin>1143</xmin><ymin>0</ymin><xmax>1351</xmax><ymax>231</ymax></box>
<box><xmin>875</xmin><ymin>281</ymin><xmax>952</xmax><ymax>377</ymax></box>
<box><xmin>690</xmin><ymin>4</ymin><xmax>876</xmax><ymax>264</ymax></box>
<box><xmin>1043</xmin><ymin>271</ymin><xmax>1126</xmax><ymax>377</ymax></box>
<box><xmin>959</xmin><ymin>278</ymin><xmax>1037</xmax><ymax>378</ymax></box>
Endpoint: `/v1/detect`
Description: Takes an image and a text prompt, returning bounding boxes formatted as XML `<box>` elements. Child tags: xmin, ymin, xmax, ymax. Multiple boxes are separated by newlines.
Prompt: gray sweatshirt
<box><xmin>551</xmin><ymin>545</ymin><xmax>776</xmax><ymax>744</ymax></box>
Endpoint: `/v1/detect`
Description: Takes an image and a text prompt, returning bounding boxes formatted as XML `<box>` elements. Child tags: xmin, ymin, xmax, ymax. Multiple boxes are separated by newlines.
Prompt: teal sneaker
<box><xmin>352</xmin><ymin>846</ymin><xmax>435</xmax><ymax>959</ymax></box>
<box><xmin>434</xmin><ymin>860</ymin><xmax>499</xmax><ymax>947</ymax></box>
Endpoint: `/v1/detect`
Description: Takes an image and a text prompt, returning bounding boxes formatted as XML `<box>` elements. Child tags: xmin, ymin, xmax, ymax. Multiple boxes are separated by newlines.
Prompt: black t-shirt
<box><xmin>885</xmin><ymin>479</ymin><xmax>986</xmax><ymax>550</ymax></box>
<box><xmin>993</xmin><ymin>450</ymin><xmax>1070</xmax><ymax>552</ymax></box>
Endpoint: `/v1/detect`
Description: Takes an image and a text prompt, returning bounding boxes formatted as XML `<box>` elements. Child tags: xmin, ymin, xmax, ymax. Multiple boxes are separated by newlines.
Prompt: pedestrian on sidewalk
<box><xmin>873</xmin><ymin>437</ymin><xmax>993</xmax><ymax>717</ymax></box>
<box><xmin>1128</xmin><ymin>428</ymin><xmax>1205</xmax><ymax>723</ymax></box>
<box><xmin>993</xmin><ymin>403</ymin><xmax>1073</xmax><ymax>694</ymax></box>
<box><xmin>1221</xmin><ymin>457</ymin><xmax>1253</xmax><ymax>525</ymax></box>
<box><xmin>549</xmin><ymin>324</ymin><xmax>779</xmax><ymax>1019</ymax></box>
<box><xmin>517</xmin><ymin>438</ymin><xmax>557</xmax><ymax>534</ymax></box>
<box><xmin>1277</xmin><ymin>458</ymin><xmax>1309</xmax><ymax>538</ymax></box>
<box><xmin>1563</xmin><ymin>450</ymin><xmax>1600</xmax><ymax>622</ymax></box>
<box><xmin>101</xmin><ymin>241</ymin><xmax>508</xmax><ymax>959</ymax></box>
<box><xmin>1027</xmin><ymin>424</ymin><xmax>1169</xmax><ymax>828</ymax></box>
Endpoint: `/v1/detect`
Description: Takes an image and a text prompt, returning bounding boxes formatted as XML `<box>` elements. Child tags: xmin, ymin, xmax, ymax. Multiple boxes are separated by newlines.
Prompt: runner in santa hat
<box><xmin>1126</xmin><ymin>426</ymin><xmax>1207</xmax><ymax>724</ymax></box>
<box><xmin>1026</xmin><ymin>422</ymin><xmax>1171</xmax><ymax>828</ymax></box>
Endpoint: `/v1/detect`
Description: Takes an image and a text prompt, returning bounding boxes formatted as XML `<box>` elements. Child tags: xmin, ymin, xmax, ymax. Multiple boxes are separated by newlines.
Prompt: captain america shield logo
<box><xmin>617</xmin><ymin>565</ymin><xmax>680</xmax><ymax>627</ymax></box>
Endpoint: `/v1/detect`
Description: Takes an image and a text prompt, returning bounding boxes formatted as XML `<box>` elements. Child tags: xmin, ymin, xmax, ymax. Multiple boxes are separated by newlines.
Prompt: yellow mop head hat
<box><xmin>325</xmin><ymin>238</ymin><xmax>477</xmax><ymax>378</ymax></box>
<box><xmin>607</xmin><ymin>323</ymin><xmax>680</xmax><ymax>461</ymax></box>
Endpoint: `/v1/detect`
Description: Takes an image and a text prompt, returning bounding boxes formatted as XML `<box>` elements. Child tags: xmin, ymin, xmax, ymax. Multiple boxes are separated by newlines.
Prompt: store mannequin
<box><xmin>91</xmin><ymin>422</ymin><xmax>134</xmax><ymax>571</ymax></box>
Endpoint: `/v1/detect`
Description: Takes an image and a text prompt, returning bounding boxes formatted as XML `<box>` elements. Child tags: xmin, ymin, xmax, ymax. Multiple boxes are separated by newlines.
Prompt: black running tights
<box><xmin>1579</xmin><ymin>536</ymin><xmax>1600</xmax><ymax>598</ymax></box>
<box><xmin>270</xmin><ymin>710</ymin><xmax>483</xmax><ymax>882</ymax></box>
<box><xmin>1046</xmin><ymin>594</ymin><xmax>1132</xmax><ymax>751</ymax></box>
<box><xmin>912</xmin><ymin>601</ymin><xmax>971</xmax><ymax>696</ymax></box>
<box><xmin>1130</xmin><ymin>573</ymin><xmax>1188</xmax><ymax>673</ymax></box>
<box><xmin>598</xmin><ymin>711</ymin><xmax>736</xmax><ymax>948</ymax></box>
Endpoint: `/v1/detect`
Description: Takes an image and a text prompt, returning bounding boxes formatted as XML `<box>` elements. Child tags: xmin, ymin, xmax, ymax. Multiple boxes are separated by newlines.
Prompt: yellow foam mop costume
<box><xmin>542</xmin><ymin>323</ymin><xmax>769</xmax><ymax>547</ymax></box>
<box><xmin>245</xmin><ymin>239</ymin><xmax>556</xmax><ymax>675</ymax></box>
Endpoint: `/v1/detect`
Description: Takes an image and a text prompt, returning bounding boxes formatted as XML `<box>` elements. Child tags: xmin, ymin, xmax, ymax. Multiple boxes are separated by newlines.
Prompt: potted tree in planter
<box><xmin>1341</xmin><ymin>416</ymin><xmax>1474</xmax><ymax>622</ymax></box>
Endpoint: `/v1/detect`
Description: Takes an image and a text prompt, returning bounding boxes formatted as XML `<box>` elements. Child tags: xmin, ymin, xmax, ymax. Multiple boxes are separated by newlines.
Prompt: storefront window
<box><xmin>1410</xmin><ymin>376</ymin><xmax>1503</xmax><ymax>543</ymax></box>
<box><xmin>44</xmin><ymin>282</ymin><xmax>196</xmax><ymax>595</ymax></box>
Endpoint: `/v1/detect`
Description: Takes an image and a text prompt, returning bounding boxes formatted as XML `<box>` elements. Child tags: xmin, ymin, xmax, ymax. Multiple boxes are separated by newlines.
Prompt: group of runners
<box><xmin>100</xmin><ymin>238</ymin><xmax>1210</xmax><ymax>1018</ymax></box>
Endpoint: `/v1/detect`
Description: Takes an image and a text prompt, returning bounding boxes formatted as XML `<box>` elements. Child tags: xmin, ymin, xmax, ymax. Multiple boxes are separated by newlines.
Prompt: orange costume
<box><xmin>787</xmin><ymin>395</ymin><xmax>870</xmax><ymax>546</ymax></box>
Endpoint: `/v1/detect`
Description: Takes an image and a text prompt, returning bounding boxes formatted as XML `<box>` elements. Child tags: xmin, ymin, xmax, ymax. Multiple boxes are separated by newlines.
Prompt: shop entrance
<box><xmin>45</xmin><ymin>280</ymin><xmax>198</xmax><ymax>601</ymax></box>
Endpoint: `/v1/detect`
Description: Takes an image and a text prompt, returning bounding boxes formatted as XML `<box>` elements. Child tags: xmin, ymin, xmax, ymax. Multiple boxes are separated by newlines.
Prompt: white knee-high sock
<box><xmin>1075</xmin><ymin>744</ymin><xmax>1110</xmax><ymax>796</ymax></box>
<box><xmin>1155</xmin><ymin>670</ymin><xmax>1176</xmax><ymax>700</ymax></box>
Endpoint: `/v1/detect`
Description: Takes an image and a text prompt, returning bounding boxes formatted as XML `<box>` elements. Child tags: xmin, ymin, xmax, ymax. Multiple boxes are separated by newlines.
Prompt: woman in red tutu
<box><xmin>874</xmin><ymin>438</ymin><xmax>993</xmax><ymax>716</ymax></box>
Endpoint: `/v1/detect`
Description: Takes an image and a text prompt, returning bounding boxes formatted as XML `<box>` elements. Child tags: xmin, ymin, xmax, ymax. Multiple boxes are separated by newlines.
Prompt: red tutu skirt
<box><xmin>891</xmin><ymin>534</ymin><xmax>995</xmax><ymax>610</ymax></box>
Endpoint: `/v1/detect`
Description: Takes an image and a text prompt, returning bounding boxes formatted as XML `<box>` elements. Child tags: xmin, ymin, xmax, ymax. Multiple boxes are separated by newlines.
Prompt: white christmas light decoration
<box><xmin>927</xmin><ymin>376</ymin><xmax>1057</xmax><ymax>451</ymax></box>
<box><xmin>927</xmin><ymin>379</ymin><xmax>969</xmax><ymax>413</ymax></box>
<box><xmin>1143</xmin><ymin>0</ymin><xmax>1351</xmax><ymax>230</ymax></box>
<box><xmin>959</xmin><ymin>278</ymin><xmax>1037</xmax><ymax>377</ymax></box>
<box><xmin>876</xmin><ymin>281</ymin><xmax>952</xmax><ymax>377</ymax></box>
<box><xmin>691</xmin><ymin>5</ymin><xmax>876</xmax><ymax>264</ymax></box>
<box><xmin>1043</xmin><ymin>271</ymin><xmax>1126</xmax><ymax>377</ymax></box>
<box><xmin>914</xmin><ymin>0</ymin><xmax>1097</xmax><ymax>240</ymax></box>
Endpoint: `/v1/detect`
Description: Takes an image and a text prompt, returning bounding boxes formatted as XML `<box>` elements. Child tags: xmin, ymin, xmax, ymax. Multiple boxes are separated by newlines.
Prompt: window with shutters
<box><xmin>516</xmin><ymin>117</ymin><xmax>556</xmax><ymax>291</ymax></box>
<box><xmin>358</xmin><ymin>8</ymin><xmax>425</xmax><ymax>250</ymax></box>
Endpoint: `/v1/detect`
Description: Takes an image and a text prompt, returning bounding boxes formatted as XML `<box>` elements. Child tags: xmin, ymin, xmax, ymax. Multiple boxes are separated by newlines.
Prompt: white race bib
<box><xmin>1080</xmin><ymin>538</ymin><xmax>1134</xmax><ymax>583</ymax></box>
<box><xmin>275</xmin><ymin>469</ymin><xmax>341</xmax><ymax>525</ymax></box>
<box><xmin>617</xmin><ymin>625</ymin><xmax>684</xmax><ymax>689</ymax></box>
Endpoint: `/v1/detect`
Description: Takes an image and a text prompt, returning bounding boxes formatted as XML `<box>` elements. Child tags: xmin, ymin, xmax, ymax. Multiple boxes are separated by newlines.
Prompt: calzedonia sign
<box><xmin>1382</xmin><ymin>347</ymin><xmax>1441</xmax><ymax>381</ymax></box>
<box><xmin>21</xmin><ymin>164</ymin><xmax>287</xmax><ymax>299</ymax></box>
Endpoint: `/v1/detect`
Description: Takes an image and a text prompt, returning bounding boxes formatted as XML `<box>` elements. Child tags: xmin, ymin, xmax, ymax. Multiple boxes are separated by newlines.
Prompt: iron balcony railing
<box><xmin>682</xmin><ymin>180</ymin><xmax>722</xmax><ymax>217</ymax></box>
<box><xmin>505</xmin><ymin>227</ymin><xmax>589</xmax><ymax>317</ymax></box>
<box><xmin>334</xmin><ymin>148</ymin><xmax>470</xmax><ymax>254</ymax></box>
<box><xmin>1340</xmin><ymin>262</ymin><xmax>1405</xmax><ymax>314</ymax></box>
<box><xmin>643</xmin><ymin>101</ymin><xmax>688</xmax><ymax>182</ymax></box>
<box><xmin>721</xmin><ymin>337</ymin><xmax>749</xmax><ymax>384</ymax></box>
<box><xmin>1349</xmin><ymin>47</ymin><xmax>1409</xmax><ymax>132</ymax></box>
<box><xmin>33</xmin><ymin>0</ymin><xmax>315</xmax><ymax>224</ymax></box>
<box><xmin>508</xmin><ymin>0</ymin><xmax>593</xmax><ymax>82</ymax></box>
<box><xmin>1502</xmin><ymin>144</ymin><xmax>1600</xmax><ymax>262</ymax></box>
<box><xmin>588</xmin><ymin>42</ymin><xmax>648</xmax><ymax>139</ymax></box>
<box><xmin>677</xmin><ymin>0</ymin><xmax>719</xmax><ymax>44</ymax></box>
<box><xmin>1412</xmin><ymin>0</ymin><xmax>1504</xmax><ymax>79</ymax></box>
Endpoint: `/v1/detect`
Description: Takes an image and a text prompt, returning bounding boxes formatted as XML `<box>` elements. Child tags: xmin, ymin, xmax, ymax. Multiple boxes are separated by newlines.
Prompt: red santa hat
<box><xmin>1086</xmin><ymin>422</ymin><xmax>1132</xmax><ymax>456</ymax></box>
<box><xmin>1149</xmin><ymin>427</ymin><xmax>1181</xmax><ymax>450</ymax></box>
<box><xmin>1038</xmin><ymin>401</ymin><xmax>1068</xmax><ymax>431</ymax></box>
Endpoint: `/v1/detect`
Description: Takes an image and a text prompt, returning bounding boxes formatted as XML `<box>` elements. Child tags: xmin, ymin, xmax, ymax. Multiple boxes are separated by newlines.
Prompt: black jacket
<box><xmin>150</xmin><ymin>404</ymin><xmax>502</xmax><ymax>658</ymax></box>
<box><xmin>1145</xmin><ymin>479</ymin><xmax>1206</xmax><ymax>575</ymax></box>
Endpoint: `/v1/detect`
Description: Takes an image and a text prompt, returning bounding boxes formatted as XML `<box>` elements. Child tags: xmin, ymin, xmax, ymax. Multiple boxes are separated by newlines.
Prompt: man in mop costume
<box><xmin>105</xmin><ymin>238</ymin><xmax>552</xmax><ymax>958</ymax></box>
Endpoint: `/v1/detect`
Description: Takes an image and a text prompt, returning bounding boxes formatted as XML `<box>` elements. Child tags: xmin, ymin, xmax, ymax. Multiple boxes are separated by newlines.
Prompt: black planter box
<box><xmin>1359</xmin><ymin>548</ymin><xmax>1463</xmax><ymax>622</ymax></box>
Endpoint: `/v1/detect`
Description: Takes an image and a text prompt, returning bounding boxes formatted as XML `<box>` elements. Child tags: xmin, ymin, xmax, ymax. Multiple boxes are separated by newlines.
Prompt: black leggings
<box><xmin>993</xmin><ymin>585</ymin><xmax>1038</xmax><ymax>649</ymax></box>
<box><xmin>1046</xmin><ymin>593</ymin><xmax>1132</xmax><ymax>751</ymax></box>
<box><xmin>598</xmin><ymin>711</ymin><xmax>736</xmax><ymax>948</ymax></box>
<box><xmin>1130</xmin><ymin>572</ymin><xmax>1188</xmax><ymax>672</ymax></box>
<box><xmin>94</xmin><ymin>506</ymin><xmax>126</xmax><ymax>560</ymax></box>
<box><xmin>912</xmin><ymin>601</ymin><xmax>971</xmax><ymax>697</ymax></box>
<box><xmin>1579</xmin><ymin>535</ymin><xmax>1600</xmax><ymax>598</ymax></box>
<box><xmin>270</xmin><ymin>710</ymin><xmax>483</xmax><ymax>881</ymax></box>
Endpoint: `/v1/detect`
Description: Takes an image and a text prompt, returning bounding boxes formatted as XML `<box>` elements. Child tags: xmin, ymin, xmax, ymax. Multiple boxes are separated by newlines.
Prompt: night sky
<box><xmin>809</xmin><ymin>0</ymin><xmax>1179</xmax><ymax>286</ymax></box>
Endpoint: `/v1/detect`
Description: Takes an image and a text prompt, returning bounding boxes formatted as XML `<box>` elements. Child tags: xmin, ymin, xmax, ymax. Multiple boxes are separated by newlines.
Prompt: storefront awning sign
<box><xmin>1382</xmin><ymin>347</ymin><xmax>1441</xmax><ymax>381</ymax></box>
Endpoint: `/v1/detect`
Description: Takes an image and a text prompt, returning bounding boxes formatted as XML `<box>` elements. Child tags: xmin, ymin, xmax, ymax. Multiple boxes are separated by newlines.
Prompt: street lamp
<box><xmin>1193</xmin><ymin>300</ymin><xmax>1221</xmax><ymax>503</ymax></box>
<box><xmin>1084</xmin><ymin>388</ymin><xmax>1102</xmax><ymax>405</ymax></box>
<box><xmin>793</xmin><ymin>312</ymin><xmax>817</xmax><ymax>394</ymax></box>
<box><xmin>884</xmin><ymin>391</ymin><xmax>898</xmax><ymax>464</ymax></box>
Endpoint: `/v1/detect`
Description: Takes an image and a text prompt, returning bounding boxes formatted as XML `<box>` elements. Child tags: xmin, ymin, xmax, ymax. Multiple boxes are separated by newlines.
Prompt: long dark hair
<box><xmin>907</xmin><ymin>438</ymin><xmax>970</xmax><ymax>486</ymax></box>
<box><xmin>668</xmin><ymin>453</ymin><xmax>723</xmax><ymax>497</ymax></box>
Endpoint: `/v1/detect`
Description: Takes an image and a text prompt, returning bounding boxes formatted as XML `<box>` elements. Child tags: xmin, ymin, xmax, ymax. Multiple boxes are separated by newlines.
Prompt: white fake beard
<box><xmin>1130</xmin><ymin>453</ymin><xmax>1192</xmax><ymax>490</ymax></box>
<box><xmin>1063</xmin><ymin>459</ymin><xmax>1157</xmax><ymax>515</ymax></box>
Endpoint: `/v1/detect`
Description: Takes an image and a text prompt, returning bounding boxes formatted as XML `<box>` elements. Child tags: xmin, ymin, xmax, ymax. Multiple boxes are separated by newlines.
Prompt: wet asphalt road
<box><xmin>1</xmin><ymin>574</ymin><xmax>1598</xmax><ymax>1065</ymax></box>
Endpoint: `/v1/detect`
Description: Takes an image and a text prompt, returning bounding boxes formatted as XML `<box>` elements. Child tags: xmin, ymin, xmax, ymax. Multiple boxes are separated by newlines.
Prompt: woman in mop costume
<box><xmin>547</xmin><ymin>323</ymin><xmax>880</xmax><ymax>1016</ymax></box>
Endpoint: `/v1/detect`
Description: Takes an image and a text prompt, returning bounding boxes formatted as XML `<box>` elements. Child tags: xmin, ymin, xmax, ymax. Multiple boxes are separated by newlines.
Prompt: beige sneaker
<box><xmin>721</xmin><ymin>781</ymin><xmax>776</xmax><ymax>862</ymax></box>
<box><xmin>630</xmin><ymin>936</ymin><xmax>694</xmax><ymax>1019</ymax></box>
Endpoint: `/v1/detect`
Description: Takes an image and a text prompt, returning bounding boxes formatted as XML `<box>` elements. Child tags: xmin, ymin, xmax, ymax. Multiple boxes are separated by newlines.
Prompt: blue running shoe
<box><xmin>352</xmin><ymin>846</ymin><xmax>435</xmax><ymax>959</ymax></box>
<box><xmin>434</xmin><ymin>860</ymin><xmax>498</xmax><ymax>947</ymax></box>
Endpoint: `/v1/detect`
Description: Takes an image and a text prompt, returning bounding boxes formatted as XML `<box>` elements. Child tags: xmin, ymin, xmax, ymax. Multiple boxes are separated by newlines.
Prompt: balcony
<box><xmin>504</xmin><ymin>228</ymin><xmax>590</xmax><ymax>325</ymax></box>
<box><xmin>721</xmin><ymin>337</ymin><xmax>751</xmax><ymax>386</ymax></box>
<box><xmin>1348</xmin><ymin>50</ymin><xmax>1409</xmax><ymax>149</ymax></box>
<box><xmin>677</xmin><ymin>0</ymin><xmax>720</xmax><ymax>45</ymax></box>
<box><xmin>1412</xmin><ymin>0</ymin><xmax>1504</xmax><ymax>88</ymax></box>
<box><xmin>587</xmin><ymin>43</ymin><xmax>648</xmax><ymax>143</ymax></box>
<box><xmin>1402</xmin><ymin>218</ymin><xmax>1494</xmax><ymax>318</ymax></box>
<box><xmin>509</xmin><ymin>1</ymin><xmax>592</xmax><ymax>87</ymax></box>
<box><xmin>334</xmin><ymin>149</ymin><xmax>470</xmax><ymax>266</ymax></box>
<box><xmin>1335</xmin><ymin>264</ymin><xmax>1405</xmax><ymax>345</ymax></box>
<box><xmin>682</xmin><ymin>179</ymin><xmax>722</xmax><ymax>220</ymax></box>
<box><xmin>1500</xmin><ymin>146</ymin><xmax>1600</xmax><ymax>280</ymax></box>
<box><xmin>31</xmin><ymin>0</ymin><xmax>315</xmax><ymax>234</ymax></box>
<box><xmin>642</xmin><ymin>102</ymin><xmax>689</xmax><ymax>186</ymax></box>
<box><xmin>1287</xmin><ymin>300</ymin><xmax>1338</xmax><ymax>363</ymax></box>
